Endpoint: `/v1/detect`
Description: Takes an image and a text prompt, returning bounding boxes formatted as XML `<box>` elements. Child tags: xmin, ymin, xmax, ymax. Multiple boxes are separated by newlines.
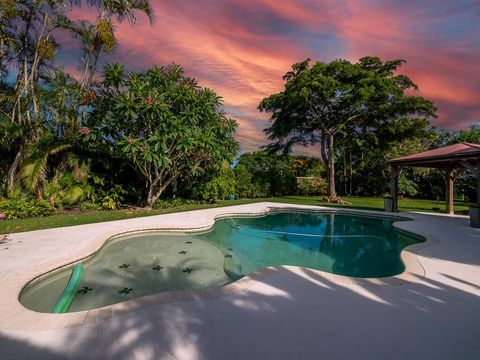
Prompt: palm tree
<box><xmin>41</xmin><ymin>68</ymin><xmax>84</xmax><ymax>138</ymax></box>
<box><xmin>19</xmin><ymin>134</ymin><xmax>94</xmax><ymax>206</ymax></box>
<box><xmin>3</xmin><ymin>0</ymin><xmax>71</xmax><ymax>191</ymax></box>
<box><xmin>87</xmin><ymin>0</ymin><xmax>154</xmax><ymax>23</ymax></box>
<box><xmin>75</xmin><ymin>0</ymin><xmax>154</xmax><ymax>88</ymax></box>
<box><xmin>19</xmin><ymin>136</ymin><xmax>72</xmax><ymax>200</ymax></box>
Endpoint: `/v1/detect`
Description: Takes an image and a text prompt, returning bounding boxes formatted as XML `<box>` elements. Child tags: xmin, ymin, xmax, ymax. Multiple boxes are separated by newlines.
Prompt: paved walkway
<box><xmin>1</xmin><ymin>203</ymin><xmax>479</xmax><ymax>359</ymax></box>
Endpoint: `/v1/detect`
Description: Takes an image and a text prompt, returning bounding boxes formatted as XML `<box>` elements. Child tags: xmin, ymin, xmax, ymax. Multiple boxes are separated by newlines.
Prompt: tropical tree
<box><xmin>259</xmin><ymin>57</ymin><xmax>437</xmax><ymax>198</ymax></box>
<box><xmin>74</xmin><ymin>0</ymin><xmax>153</xmax><ymax>88</ymax></box>
<box><xmin>1</xmin><ymin>0</ymin><xmax>71</xmax><ymax>190</ymax></box>
<box><xmin>88</xmin><ymin>64</ymin><xmax>239</xmax><ymax>206</ymax></box>
<box><xmin>0</xmin><ymin>0</ymin><xmax>153</xmax><ymax>195</ymax></box>
<box><xmin>40</xmin><ymin>68</ymin><xmax>85</xmax><ymax>138</ymax></box>
<box><xmin>19</xmin><ymin>136</ymin><xmax>72</xmax><ymax>200</ymax></box>
<box><xmin>0</xmin><ymin>0</ymin><xmax>18</xmax><ymax>83</ymax></box>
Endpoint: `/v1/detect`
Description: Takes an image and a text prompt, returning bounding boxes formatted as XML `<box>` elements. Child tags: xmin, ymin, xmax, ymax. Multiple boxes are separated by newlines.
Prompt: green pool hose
<box><xmin>53</xmin><ymin>263</ymin><xmax>84</xmax><ymax>314</ymax></box>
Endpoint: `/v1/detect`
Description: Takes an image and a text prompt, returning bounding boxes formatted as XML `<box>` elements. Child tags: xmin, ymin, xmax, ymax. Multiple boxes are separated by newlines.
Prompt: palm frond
<box><xmin>66</xmin><ymin>153</ymin><xmax>90</xmax><ymax>183</ymax></box>
<box><xmin>19</xmin><ymin>157</ymin><xmax>47</xmax><ymax>191</ymax></box>
<box><xmin>47</xmin><ymin>143</ymin><xmax>72</xmax><ymax>156</ymax></box>
<box><xmin>62</xmin><ymin>185</ymin><xmax>85</xmax><ymax>205</ymax></box>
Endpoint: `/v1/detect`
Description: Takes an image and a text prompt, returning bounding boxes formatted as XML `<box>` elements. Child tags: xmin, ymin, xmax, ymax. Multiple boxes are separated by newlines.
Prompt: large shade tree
<box><xmin>259</xmin><ymin>57</ymin><xmax>437</xmax><ymax>198</ymax></box>
<box><xmin>89</xmin><ymin>64</ymin><xmax>239</xmax><ymax>206</ymax></box>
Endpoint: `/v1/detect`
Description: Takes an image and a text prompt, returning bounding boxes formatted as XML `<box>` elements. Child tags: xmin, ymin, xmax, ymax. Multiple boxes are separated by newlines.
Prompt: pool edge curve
<box><xmin>1</xmin><ymin>203</ymin><xmax>440</xmax><ymax>331</ymax></box>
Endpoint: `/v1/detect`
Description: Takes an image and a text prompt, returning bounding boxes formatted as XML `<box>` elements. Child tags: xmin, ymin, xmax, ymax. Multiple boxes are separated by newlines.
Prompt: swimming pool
<box><xmin>20</xmin><ymin>211</ymin><xmax>423</xmax><ymax>313</ymax></box>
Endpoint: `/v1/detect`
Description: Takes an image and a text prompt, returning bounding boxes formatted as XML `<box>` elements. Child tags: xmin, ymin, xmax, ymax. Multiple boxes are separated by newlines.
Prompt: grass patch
<box><xmin>0</xmin><ymin>196</ymin><xmax>472</xmax><ymax>234</ymax></box>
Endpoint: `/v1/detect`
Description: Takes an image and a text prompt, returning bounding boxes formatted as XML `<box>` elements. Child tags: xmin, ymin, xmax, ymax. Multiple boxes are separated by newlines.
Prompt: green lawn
<box><xmin>0</xmin><ymin>196</ymin><xmax>471</xmax><ymax>234</ymax></box>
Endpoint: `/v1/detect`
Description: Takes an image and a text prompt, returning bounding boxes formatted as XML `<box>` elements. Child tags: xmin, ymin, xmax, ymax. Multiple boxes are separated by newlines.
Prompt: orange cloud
<box><xmin>59</xmin><ymin>0</ymin><xmax>479</xmax><ymax>154</ymax></box>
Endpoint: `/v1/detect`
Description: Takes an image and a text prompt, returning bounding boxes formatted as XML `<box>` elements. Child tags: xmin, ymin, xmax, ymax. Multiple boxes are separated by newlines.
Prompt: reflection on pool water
<box><xmin>20</xmin><ymin>211</ymin><xmax>423</xmax><ymax>313</ymax></box>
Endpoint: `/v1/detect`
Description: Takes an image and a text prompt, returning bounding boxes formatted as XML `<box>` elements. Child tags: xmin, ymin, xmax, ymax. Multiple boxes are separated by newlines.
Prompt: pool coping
<box><xmin>0</xmin><ymin>203</ymin><xmax>440</xmax><ymax>331</ymax></box>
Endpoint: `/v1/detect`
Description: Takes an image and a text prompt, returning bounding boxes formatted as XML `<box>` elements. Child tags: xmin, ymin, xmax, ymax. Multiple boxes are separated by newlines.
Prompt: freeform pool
<box><xmin>20</xmin><ymin>211</ymin><xmax>423</xmax><ymax>313</ymax></box>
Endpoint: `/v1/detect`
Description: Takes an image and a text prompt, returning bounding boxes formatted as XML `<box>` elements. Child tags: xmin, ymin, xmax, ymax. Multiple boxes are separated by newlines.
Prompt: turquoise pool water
<box><xmin>20</xmin><ymin>211</ymin><xmax>423</xmax><ymax>313</ymax></box>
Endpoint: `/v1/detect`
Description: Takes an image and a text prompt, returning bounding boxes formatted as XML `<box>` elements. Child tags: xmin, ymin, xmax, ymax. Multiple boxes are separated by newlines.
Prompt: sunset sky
<box><xmin>62</xmin><ymin>0</ymin><xmax>480</xmax><ymax>154</ymax></box>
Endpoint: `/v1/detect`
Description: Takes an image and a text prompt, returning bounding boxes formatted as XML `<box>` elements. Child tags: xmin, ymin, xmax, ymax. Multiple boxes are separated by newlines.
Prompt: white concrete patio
<box><xmin>1</xmin><ymin>202</ymin><xmax>479</xmax><ymax>359</ymax></box>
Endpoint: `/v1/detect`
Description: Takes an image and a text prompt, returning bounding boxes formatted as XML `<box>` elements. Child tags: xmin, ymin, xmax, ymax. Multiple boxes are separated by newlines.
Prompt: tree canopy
<box><xmin>88</xmin><ymin>64</ymin><xmax>239</xmax><ymax>206</ymax></box>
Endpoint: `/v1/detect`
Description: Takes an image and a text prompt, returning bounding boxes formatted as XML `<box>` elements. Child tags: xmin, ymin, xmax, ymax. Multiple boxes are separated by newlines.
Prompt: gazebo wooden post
<box><xmin>445</xmin><ymin>165</ymin><xmax>454</xmax><ymax>215</ymax></box>
<box><xmin>390</xmin><ymin>165</ymin><xmax>399</xmax><ymax>212</ymax></box>
<box><xmin>476</xmin><ymin>161</ymin><xmax>480</xmax><ymax>207</ymax></box>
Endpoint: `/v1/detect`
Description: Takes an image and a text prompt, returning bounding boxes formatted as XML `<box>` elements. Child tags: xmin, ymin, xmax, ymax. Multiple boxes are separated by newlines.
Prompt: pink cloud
<box><xmin>59</xmin><ymin>0</ymin><xmax>479</xmax><ymax>155</ymax></box>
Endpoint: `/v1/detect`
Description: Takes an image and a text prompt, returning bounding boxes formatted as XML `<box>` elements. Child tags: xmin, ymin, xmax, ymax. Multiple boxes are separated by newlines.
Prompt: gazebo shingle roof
<box><xmin>389</xmin><ymin>142</ymin><xmax>480</xmax><ymax>166</ymax></box>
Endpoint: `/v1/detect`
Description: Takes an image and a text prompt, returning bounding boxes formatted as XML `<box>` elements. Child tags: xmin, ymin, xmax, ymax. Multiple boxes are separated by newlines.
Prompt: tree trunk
<box><xmin>146</xmin><ymin>181</ymin><xmax>167</xmax><ymax>207</ymax></box>
<box><xmin>146</xmin><ymin>172</ymin><xmax>180</xmax><ymax>207</ymax></box>
<box><xmin>327</xmin><ymin>134</ymin><xmax>336</xmax><ymax>197</ymax></box>
<box><xmin>80</xmin><ymin>54</ymin><xmax>90</xmax><ymax>88</ymax></box>
<box><xmin>7</xmin><ymin>146</ymin><xmax>22</xmax><ymax>191</ymax></box>
<box><xmin>0</xmin><ymin>37</ymin><xmax>4</xmax><ymax>81</ymax></box>
<box><xmin>146</xmin><ymin>186</ymin><xmax>157</xmax><ymax>208</ymax></box>
<box><xmin>349</xmin><ymin>150</ymin><xmax>353</xmax><ymax>195</ymax></box>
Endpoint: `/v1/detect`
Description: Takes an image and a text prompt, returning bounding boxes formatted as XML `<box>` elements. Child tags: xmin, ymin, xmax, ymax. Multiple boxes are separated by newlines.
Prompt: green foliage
<box><xmin>233</xmin><ymin>152</ymin><xmax>325</xmax><ymax>198</ymax></box>
<box><xmin>102</xmin><ymin>63</ymin><xmax>125</xmax><ymax>88</ymax></box>
<box><xmin>290</xmin><ymin>157</ymin><xmax>325</xmax><ymax>177</ymax></box>
<box><xmin>337</xmin><ymin>135</ymin><xmax>435</xmax><ymax>196</ymax></box>
<box><xmin>100</xmin><ymin>195</ymin><xmax>119</xmax><ymax>210</ymax></box>
<box><xmin>190</xmin><ymin>167</ymin><xmax>236</xmax><ymax>201</ymax></box>
<box><xmin>236</xmin><ymin>152</ymin><xmax>297</xmax><ymax>197</ymax></box>
<box><xmin>19</xmin><ymin>136</ymin><xmax>72</xmax><ymax>197</ymax></box>
<box><xmin>38</xmin><ymin>39</ymin><xmax>56</xmax><ymax>60</ymax></box>
<box><xmin>40</xmin><ymin>69</ymin><xmax>84</xmax><ymax>139</ymax></box>
<box><xmin>78</xmin><ymin>200</ymin><xmax>101</xmax><ymax>212</ymax></box>
<box><xmin>90</xmin><ymin>65</ymin><xmax>239</xmax><ymax>206</ymax></box>
<box><xmin>0</xmin><ymin>0</ymin><xmax>154</xmax><ymax>204</ymax></box>
<box><xmin>96</xmin><ymin>19</ymin><xmax>116</xmax><ymax>53</ymax></box>
<box><xmin>152</xmin><ymin>198</ymin><xmax>205</xmax><ymax>209</ymax></box>
<box><xmin>259</xmin><ymin>57</ymin><xmax>437</xmax><ymax>197</ymax></box>
<box><xmin>0</xmin><ymin>0</ymin><xmax>17</xmax><ymax>19</ymax></box>
<box><xmin>398</xmin><ymin>174</ymin><xmax>418</xmax><ymax>197</ymax></box>
<box><xmin>233</xmin><ymin>165</ymin><xmax>255</xmax><ymax>198</ymax></box>
<box><xmin>98</xmin><ymin>185</ymin><xmax>127</xmax><ymax>210</ymax></box>
<box><xmin>297</xmin><ymin>177</ymin><xmax>327</xmax><ymax>196</ymax></box>
<box><xmin>0</xmin><ymin>198</ymin><xmax>52</xmax><ymax>219</ymax></box>
<box><xmin>333</xmin><ymin>126</ymin><xmax>480</xmax><ymax>201</ymax></box>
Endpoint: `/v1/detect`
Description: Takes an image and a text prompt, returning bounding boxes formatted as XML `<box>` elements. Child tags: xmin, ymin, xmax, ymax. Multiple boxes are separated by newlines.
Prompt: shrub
<box><xmin>99</xmin><ymin>185</ymin><xmax>127</xmax><ymax>210</ymax></box>
<box><xmin>190</xmin><ymin>168</ymin><xmax>236</xmax><ymax>201</ymax></box>
<box><xmin>398</xmin><ymin>174</ymin><xmax>418</xmax><ymax>197</ymax></box>
<box><xmin>0</xmin><ymin>198</ymin><xmax>53</xmax><ymax>219</ymax></box>
<box><xmin>153</xmin><ymin>198</ymin><xmax>206</xmax><ymax>209</ymax></box>
<box><xmin>234</xmin><ymin>165</ymin><xmax>254</xmax><ymax>198</ymax></box>
<box><xmin>78</xmin><ymin>201</ymin><xmax>101</xmax><ymax>212</ymax></box>
<box><xmin>237</xmin><ymin>152</ymin><xmax>302</xmax><ymax>196</ymax></box>
<box><xmin>296</xmin><ymin>177</ymin><xmax>328</xmax><ymax>196</ymax></box>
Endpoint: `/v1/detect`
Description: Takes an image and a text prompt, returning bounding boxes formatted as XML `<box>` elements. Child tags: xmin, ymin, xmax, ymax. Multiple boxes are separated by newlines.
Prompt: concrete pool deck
<box><xmin>0</xmin><ymin>202</ymin><xmax>479</xmax><ymax>359</ymax></box>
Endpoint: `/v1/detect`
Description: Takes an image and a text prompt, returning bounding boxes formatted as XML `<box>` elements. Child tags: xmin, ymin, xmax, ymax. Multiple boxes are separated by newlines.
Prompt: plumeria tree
<box><xmin>88</xmin><ymin>64</ymin><xmax>239</xmax><ymax>206</ymax></box>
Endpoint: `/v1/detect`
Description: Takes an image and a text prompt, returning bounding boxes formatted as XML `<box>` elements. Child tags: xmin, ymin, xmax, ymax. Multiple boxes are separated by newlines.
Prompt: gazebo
<box><xmin>388</xmin><ymin>143</ymin><xmax>480</xmax><ymax>214</ymax></box>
